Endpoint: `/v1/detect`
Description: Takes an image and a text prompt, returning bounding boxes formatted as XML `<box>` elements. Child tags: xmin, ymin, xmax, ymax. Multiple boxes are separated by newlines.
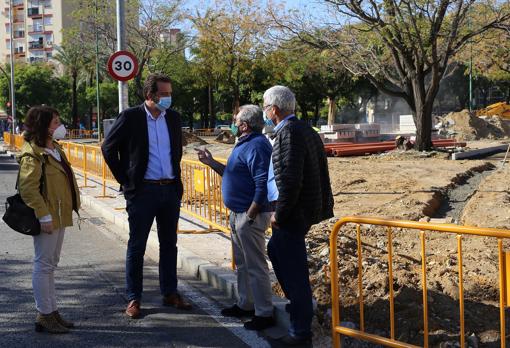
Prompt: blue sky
<box><xmin>174</xmin><ymin>0</ymin><xmax>329</xmax><ymax>31</ymax></box>
<box><xmin>152</xmin><ymin>0</ymin><xmax>330</xmax><ymax>27</ymax></box>
<box><xmin>181</xmin><ymin>0</ymin><xmax>319</xmax><ymax>12</ymax></box>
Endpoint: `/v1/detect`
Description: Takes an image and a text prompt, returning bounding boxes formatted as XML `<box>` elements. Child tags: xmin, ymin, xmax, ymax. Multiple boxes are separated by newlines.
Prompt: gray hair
<box><xmin>237</xmin><ymin>104</ymin><xmax>264</xmax><ymax>133</ymax></box>
<box><xmin>263</xmin><ymin>85</ymin><xmax>296</xmax><ymax>113</ymax></box>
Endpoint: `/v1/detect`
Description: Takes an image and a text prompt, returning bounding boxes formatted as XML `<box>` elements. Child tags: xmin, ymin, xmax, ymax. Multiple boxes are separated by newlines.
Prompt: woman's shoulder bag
<box><xmin>2</xmin><ymin>156</ymin><xmax>45</xmax><ymax>236</ymax></box>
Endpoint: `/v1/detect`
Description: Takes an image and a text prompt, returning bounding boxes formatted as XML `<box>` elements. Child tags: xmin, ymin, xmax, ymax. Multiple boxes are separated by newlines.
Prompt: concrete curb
<box><xmin>451</xmin><ymin>144</ymin><xmax>508</xmax><ymax>160</ymax></box>
<box><xmin>80</xmin><ymin>191</ymin><xmax>291</xmax><ymax>329</ymax></box>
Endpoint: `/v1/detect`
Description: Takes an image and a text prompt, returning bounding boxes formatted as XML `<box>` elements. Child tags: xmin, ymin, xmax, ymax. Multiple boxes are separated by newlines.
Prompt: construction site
<box><xmin>181</xmin><ymin>103</ymin><xmax>510</xmax><ymax>347</ymax></box>
<box><xmin>3</xmin><ymin>103</ymin><xmax>510</xmax><ymax>347</ymax></box>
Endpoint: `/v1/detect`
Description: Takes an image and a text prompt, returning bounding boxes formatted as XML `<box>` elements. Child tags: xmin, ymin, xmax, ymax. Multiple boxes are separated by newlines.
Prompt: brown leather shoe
<box><xmin>125</xmin><ymin>300</ymin><xmax>141</xmax><ymax>319</ymax></box>
<box><xmin>162</xmin><ymin>293</ymin><xmax>192</xmax><ymax>310</ymax></box>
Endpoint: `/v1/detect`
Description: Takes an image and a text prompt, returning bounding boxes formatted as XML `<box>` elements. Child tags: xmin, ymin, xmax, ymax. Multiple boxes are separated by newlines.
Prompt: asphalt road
<box><xmin>0</xmin><ymin>152</ymin><xmax>274</xmax><ymax>348</ymax></box>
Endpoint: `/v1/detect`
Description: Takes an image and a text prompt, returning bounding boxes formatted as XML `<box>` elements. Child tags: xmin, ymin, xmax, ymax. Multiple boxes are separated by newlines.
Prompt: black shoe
<box><xmin>221</xmin><ymin>304</ymin><xmax>255</xmax><ymax>318</ymax></box>
<box><xmin>244</xmin><ymin>315</ymin><xmax>275</xmax><ymax>331</ymax></box>
<box><xmin>279</xmin><ymin>334</ymin><xmax>312</xmax><ymax>346</ymax></box>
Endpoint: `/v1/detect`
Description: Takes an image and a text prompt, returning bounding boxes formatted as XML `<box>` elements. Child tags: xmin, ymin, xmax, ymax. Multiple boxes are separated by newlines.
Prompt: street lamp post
<box><xmin>468</xmin><ymin>14</ymin><xmax>474</xmax><ymax>112</ymax></box>
<box><xmin>469</xmin><ymin>39</ymin><xmax>473</xmax><ymax>111</ymax></box>
<box><xmin>8</xmin><ymin>0</ymin><xmax>16</xmax><ymax>133</ymax></box>
<box><xmin>95</xmin><ymin>0</ymin><xmax>101</xmax><ymax>141</ymax></box>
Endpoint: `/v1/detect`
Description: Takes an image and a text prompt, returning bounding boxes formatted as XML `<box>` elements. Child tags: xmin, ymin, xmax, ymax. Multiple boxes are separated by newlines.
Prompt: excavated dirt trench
<box><xmin>431</xmin><ymin>163</ymin><xmax>497</xmax><ymax>222</ymax></box>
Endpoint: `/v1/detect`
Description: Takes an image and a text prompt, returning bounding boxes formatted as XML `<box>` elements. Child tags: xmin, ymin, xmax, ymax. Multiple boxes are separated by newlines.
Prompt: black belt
<box><xmin>143</xmin><ymin>179</ymin><xmax>176</xmax><ymax>185</ymax></box>
<box><xmin>261</xmin><ymin>201</ymin><xmax>277</xmax><ymax>212</ymax></box>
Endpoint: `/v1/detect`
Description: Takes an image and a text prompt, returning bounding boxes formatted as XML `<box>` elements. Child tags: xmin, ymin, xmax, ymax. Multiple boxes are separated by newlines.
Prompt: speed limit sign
<box><xmin>107</xmin><ymin>51</ymin><xmax>139</xmax><ymax>81</ymax></box>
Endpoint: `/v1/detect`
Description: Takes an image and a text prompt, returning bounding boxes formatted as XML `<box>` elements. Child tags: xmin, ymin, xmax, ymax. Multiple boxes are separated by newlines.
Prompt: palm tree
<box><xmin>54</xmin><ymin>43</ymin><xmax>84</xmax><ymax>128</ymax></box>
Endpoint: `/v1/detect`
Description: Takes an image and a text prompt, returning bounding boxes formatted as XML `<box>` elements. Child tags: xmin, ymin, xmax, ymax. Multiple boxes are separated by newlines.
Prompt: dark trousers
<box><xmin>267</xmin><ymin>223</ymin><xmax>313</xmax><ymax>338</ymax></box>
<box><xmin>125</xmin><ymin>183</ymin><xmax>180</xmax><ymax>301</ymax></box>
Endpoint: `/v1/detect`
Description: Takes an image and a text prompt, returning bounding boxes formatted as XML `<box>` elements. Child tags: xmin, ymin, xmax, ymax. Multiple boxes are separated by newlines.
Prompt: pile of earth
<box><xmin>215</xmin><ymin>130</ymin><xmax>235</xmax><ymax>144</ymax></box>
<box><xmin>182</xmin><ymin>130</ymin><xmax>207</xmax><ymax>146</ymax></box>
<box><xmin>441</xmin><ymin>109</ymin><xmax>510</xmax><ymax>141</ymax></box>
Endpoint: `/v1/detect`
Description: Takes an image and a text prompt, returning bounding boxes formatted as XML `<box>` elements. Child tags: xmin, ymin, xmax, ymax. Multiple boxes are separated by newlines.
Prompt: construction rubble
<box><xmin>182</xmin><ymin>130</ymin><xmax>208</xmax><ymax>146</ymax></box>
<box><xmin>436</xmin><ymin>109</ymin><xmax>510</xmax><ymax>141</ymax></box>
<box><xmin>215</xmin><ymin>130</ymin><xmax>236</xmax><ymax>144</ymax></box>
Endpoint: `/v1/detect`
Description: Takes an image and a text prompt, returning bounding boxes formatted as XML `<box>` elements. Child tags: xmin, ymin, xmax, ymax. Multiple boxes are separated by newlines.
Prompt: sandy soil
<box><xmin>313</xmin><ymin>148</ymin><xmax>510</xmax><ymax>346</ymax></box>
<box><xmin>462</xmin><ymin>165</ymin><xmax>510</xmax><ymax>229</ymax></box>
<box><xmin>184</xmin><ymin>138</ymin><xmax>510</xmax><ymax>346</ymax></box>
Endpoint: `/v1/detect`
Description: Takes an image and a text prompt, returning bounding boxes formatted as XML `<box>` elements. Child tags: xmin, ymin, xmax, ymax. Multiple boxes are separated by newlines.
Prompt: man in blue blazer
<box><xmin>102</xmin><ymin>73</ymin><xmax>191</xmax><ymax>319</ymax></box>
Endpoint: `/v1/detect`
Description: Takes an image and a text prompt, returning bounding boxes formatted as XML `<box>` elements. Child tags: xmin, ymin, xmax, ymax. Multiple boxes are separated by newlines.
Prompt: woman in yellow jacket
<box><xmin>18</xmin><ymin>106</ymin><xmax>80</xmax><ymax>334</ymax></box>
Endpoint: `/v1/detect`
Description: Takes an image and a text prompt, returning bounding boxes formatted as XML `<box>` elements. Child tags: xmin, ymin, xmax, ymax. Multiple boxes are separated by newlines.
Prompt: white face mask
<box><xmin>51</xmin><ymin>124</ymin><xmax>67</xmax><ymax>140</ymax></box>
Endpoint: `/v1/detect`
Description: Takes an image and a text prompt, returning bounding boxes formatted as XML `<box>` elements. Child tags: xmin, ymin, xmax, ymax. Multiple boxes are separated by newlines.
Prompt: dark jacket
<box><xmin>101</xmin><ymin>103</ymin><xmax>183</xmax><ymax>200</ymax></box>
<box><xmin>272</xmin><ymin>117</ymin><xmax>334</xmax><ymax>227</ymax></box>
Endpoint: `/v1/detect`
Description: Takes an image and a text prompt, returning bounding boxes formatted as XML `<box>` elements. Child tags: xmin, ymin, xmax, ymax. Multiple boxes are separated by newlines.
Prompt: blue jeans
<box><xmin>267</xmin><ymin>223</ymin><xmax>313</xmax><ymax>338</ymax></box>
<box><xmin>125</xmin><ymin>183</ymin><xmax>180</xmax><ymax>301</ymax></box>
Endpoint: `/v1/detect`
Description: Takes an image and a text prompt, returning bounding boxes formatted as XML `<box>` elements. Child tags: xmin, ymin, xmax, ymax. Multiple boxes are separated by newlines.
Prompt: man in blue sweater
<box><xmin>196</xmin><ymin>105</ymin><xmax>275</xmax><ymax>331</ymax></box>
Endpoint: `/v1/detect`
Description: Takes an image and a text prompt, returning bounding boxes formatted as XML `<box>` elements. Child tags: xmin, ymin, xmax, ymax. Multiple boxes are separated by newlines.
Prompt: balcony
<box><xmin>13</xmin><ymin>46</ymin><xmax>25</xmax><ymax>57</ymax></box>
<box><xmin>27</xmin><ymin>25</ymin><xmax>44</xmax><ymax>33</ymax></box>
<box><xmin>29</xmin><ymin>41</ymin><xmax>43</xmax><ymax>49</ymax></box>
<box><xmin>7</xmin><ymin>53</ymin><xmax>26</xmax><ymax>60</ymax></box>
<box><xmin>27</xmin><ymin>7</ymin><xmax>40</xmax><ymax>17</ymax></box>
<box><xmin>13</xmin><ymin>31</ymin><xmax>24</xmax><ymax>39</ymax></box>
<box><xmin>29</xmin><ymin>56</ymin><xmax>45</xmax><ymax>63</ymax></box>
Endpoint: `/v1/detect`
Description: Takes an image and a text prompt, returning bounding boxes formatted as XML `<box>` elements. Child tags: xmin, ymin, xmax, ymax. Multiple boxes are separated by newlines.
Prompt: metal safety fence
<box><xmin>60</xmin><ymin>141</ymin><xmax>116</xmax><ymax>198</ymax></box>
<box><xmin>66</xmin><ymin>129</ymin><xmax>97</xmax><ymax>139</ymax></box>
<box><xmin>3</xmin><ymin>130</ymin><xmax>97</xmax><ymax>144</ymax></box>
<box><xmin>59</xmin><ymin>141</ymin><xmax>231</xmax><ymax>233</ymax></box>
<box><xmin>1</xmin><ymin>133</ymin><xmax>231</xmax><ymax>235</ymax></box>
<box><xmin>330</xmin><ymin>216</ymin><xmax>510</xmax><ymax>348</ymax></box>
<box><xmin>192</xmin><ymin>128</ymin><xmax>219</xmax><ymax>137</ymax></box>
<box><xmin>3</xmin><ymin>131</ymin><xmax>14</xmax><ymax>148</ymax></box>
<box><xmin>3</xmin><ymin>133</ymin><xmax>234</xmax><ymax>269</ymax></box>
<box><xmin>180</xmin><ymin>158</ymin><xmax>230</xmax><ymax>233</ymax></box>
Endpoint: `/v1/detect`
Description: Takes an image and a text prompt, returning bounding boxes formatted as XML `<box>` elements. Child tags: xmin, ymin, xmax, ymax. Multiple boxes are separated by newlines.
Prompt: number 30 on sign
<box><xmin>107</xmin><ymin>51</ymin><xmax>139</xmax><ymax>82</ymax></box>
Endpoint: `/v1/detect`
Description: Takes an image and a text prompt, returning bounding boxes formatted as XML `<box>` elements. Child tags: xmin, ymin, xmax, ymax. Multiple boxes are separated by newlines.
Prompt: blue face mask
<box><xmin>156</xmin><ymin>96</ymin><xmax>172</xmax><ymax>111</ymax></box>
<box><xmin>263</xmin><ymin>111</ymin><xmax>274</xmax><ymax>126</ymax></box>
<box><xmin>230</xmin><ymin>123</ymin><xmax>239</xmax><ymax>137</ymax></box>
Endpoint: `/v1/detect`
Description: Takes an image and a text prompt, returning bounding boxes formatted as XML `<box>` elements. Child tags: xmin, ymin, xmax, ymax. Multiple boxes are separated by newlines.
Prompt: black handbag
<box><xmin>2</xmin><ymin>158</ymin><xmax>45</xmax><ymax>236</ymax></box>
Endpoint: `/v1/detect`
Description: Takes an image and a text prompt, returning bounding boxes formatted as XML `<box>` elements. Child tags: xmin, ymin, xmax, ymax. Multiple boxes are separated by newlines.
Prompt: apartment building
<box><xmin>0</xmin><ymin>0</ymin><xmax>74</xmax><ymax>63</ymax></box>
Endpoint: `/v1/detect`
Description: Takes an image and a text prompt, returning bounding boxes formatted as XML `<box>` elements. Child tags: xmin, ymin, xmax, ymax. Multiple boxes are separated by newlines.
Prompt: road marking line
<box><xmin>176</xmin><ymin>280</ymin><xmax>271</xmax><ymax>348</ymax></box>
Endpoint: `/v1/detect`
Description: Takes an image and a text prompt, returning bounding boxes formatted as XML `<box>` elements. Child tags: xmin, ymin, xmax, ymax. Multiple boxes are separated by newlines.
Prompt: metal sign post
<box><xmin>116</xmin><ymin>0</ymin><xmax>129</xmax><ymax>112</ymax></box>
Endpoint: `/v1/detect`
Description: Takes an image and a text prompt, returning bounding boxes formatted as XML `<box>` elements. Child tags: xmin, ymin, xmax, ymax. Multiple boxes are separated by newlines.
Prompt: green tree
<box><xmin>85</xmin><ymin>82</ymin><xmax>118</xmax><ymax>121</ymax></box>
<box><xmin>456</xmin><ymin>23</ymin><xmax>510</xmax><ymax>104</ymax></box>
<box><xmin>0</xmin><ymin>64</ymin><xmax>69</xmax><ymax>122</ymax></box>
<box><xmin>54</xmin><ymin>37</ymin><xmax>87</xmax><ymax>128</ymax></box>
<box><xmin>261</xmin><ymin>45</ymin><xmax>323</xmax><ymax>123</ymax></box>
<box><xmin>191</xmin><ymin>0</ymin><xmax>269</xmax><ymax>123</ymax></box>
<box><xmin>274</xmin><ymin>1</ymin><xmax>510</xmax><ymax>150</ymax></box>
<box><xmin>69</xmin><ymin>0</ymin><xmax>183</xmax><ymax>104</ymax></box>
